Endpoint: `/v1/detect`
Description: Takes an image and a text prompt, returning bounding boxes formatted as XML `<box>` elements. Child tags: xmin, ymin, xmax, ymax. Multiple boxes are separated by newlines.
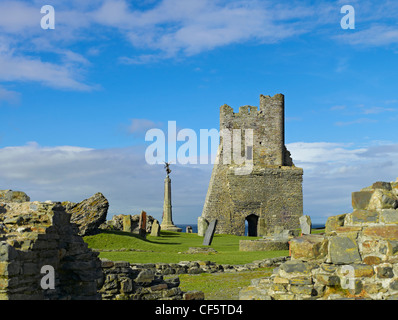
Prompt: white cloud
<box><xmin>0</xmin><ymin>1</ymin><xmax>98</xmax><ymax>93</ymax></box>
<box><xmin>0</xmin><ymin>86</ymin><xmax>20</xmax><ymax>105</ymax></box>
<box><xmin>362</xmin><ymin>106</ymin><xmax>396</xmax><ymax>115</ymax></box>
<box><xmin>330</xmin><ymin>105</ymin><xmax>346</xmax><ymax>111</ymax></box>
<box><xmin>0</xmin><ymin>142</ymin><xmax>212</xmax><ymax>224</ymax></box>
<box><xmin>128</xmin><ymin>118</ymin><xmax>162</xmax><ymax>134</ymax></box>
<box><xmin>2</xmin><ymin>0</ymin><xmax>397</xmax><ymax>94</ymax></box>
<box><xmin>288</xmin><ymin>141</ymin><xmax>398</xmax><ymax>223</ymax></box>
<box><xmin>329</xmin><ymin>101</ymin><xmax>397</xmax><ymax>127</ymax></box>
<box><xmin>336</xmin><ymin>24</ymin><xmax>398</xmax><ymax>47</ymax></box>
<box><xmin>2</xmin><ymin>140</ymin><xmax>398</xmax><ymax>226</ymax></box>
<box><xmin>90</xmin><ymin>0</ymin><xmax>133</xmax><ymax>27</ymax></box>
<box><xmin>119</xmin><ymin>54</ymin><xmax>165</xmax><ymax>65</ymax></box>
<box><xmin>92</xmin><ymin>0</ymin><xmax>314</xmax><ymax>58</ymax></box>
<box><xmin>334</xmin><ymin>118</ymin><xmax>378</xmax><ymax>126</ymax></box>
<box><xmin>0</xmin><ymin>1</ymin><xmax>39</xmax><ymax>33</ymax></box>
<box><xmin>0</xmin><ymin>52</ymin><xmax>94</xmax><ymax>91</ymax></box>
<box><xmin>288</xmin><ymin>142</ymin><xmax>366</xmax><ymax>164</ymax></box>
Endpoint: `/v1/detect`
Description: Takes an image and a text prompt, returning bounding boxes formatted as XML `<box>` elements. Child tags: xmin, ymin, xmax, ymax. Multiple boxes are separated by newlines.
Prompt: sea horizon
<box><xmin>175</xmin><ymin>223</ymin><xmax>326</xmax><ymax>235</ymax></box>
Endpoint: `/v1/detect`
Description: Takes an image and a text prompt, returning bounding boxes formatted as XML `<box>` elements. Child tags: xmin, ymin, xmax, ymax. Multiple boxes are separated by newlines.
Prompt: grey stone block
<box><xmin>328</xmin><ymin>235</ymin><xmax>361</xmax><ymax>265</ymax></box>
<box><xmin>203</xmin><ymin>219</ymin><xmax>217</xmax><ymax>246</ymax></box>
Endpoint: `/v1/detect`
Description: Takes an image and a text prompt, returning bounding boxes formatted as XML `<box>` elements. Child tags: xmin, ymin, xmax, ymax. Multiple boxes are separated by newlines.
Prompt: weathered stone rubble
<box><xmin>0</xmin><ymin>190</ymin><xmax>30</xmax><ymax>203</ymax></box>
<box><xmin>63</xmin><ymin>192</ymin><xmax>109</xmax><ymax>236</ymax></box>
<box><xmin>127</xmin><ymin>256</ymin><xmax>289</xmax><ymax>276</ymax></box>
<box><xmin>0</xmin><ymin>201</ymin><xmax>103</xmax><ymax>300</ymax></box>
<box><xmin>101</xmin><ymin>213</ymin><xmax>155</xmax><ymax>234</ymax></box>
<box><xmin>98</xmin><ymin>256</ymin><xmax>289</xmax><ymax>300</ymax></box>
<box><xmin>239</xmin><ymin>228</ymin><xmax>300</xmax><ymax>252</ymax></box>
<box><xmin>185</xmin><ymin>247</ymin><xmax>218</xmax><ymax>254</ymax></box>
<box><xmin>7</xmin><ymin>190</ymin><xmax>110</xmax><ymax>237</ymax></box>
<box><xmin>99</xmin><ymin>259</ymin><xmax>204</xmax><ymax>300</ymax></box>
<box><xmin>0</xmin><ymin>199</ymin><xmax>204</xmax><ymax>300</ymax></box>
<box><xmin>240</xmin><ymin>178</ymin><xmax>398</xmax><ymax>300</ymax></box>
<box><xmin>239</xmin><ymin>239</ymin><xmax>289</xmax><ymax>252</ymax></box>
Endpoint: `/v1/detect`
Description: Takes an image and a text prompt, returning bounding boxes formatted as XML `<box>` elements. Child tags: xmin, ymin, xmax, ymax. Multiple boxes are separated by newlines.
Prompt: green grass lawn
<box><xmin>84</xmin><ymin>228</ymin><xmax>324</xmax><ymax>265</ymax></box>
<box><xmin>311</xmin><ymin>228</ymin><xmax>325</xmax><ymax>234</ymax></box>
<box><xmin>84</xmin><ymin>230</ymin><xmax>289</xmax><ymax>265</ymax></box>
<box><xmin>173</xmin><ymin>268</ymin><xmax>274</xmax><ymax>300</ymax></box>
<box><xmin>84</xmin><ymin>228</ymin><xmax>325</xmax><ymax>300</ymax></box>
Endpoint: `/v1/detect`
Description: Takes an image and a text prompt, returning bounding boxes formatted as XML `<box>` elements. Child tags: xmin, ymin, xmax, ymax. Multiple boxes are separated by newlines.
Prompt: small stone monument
<box><xmin>186</xmin><ymin>226</ymin><xmax>193</xmax><ymax>233</ymax></box>
<box><xmin>160</xmin><ymin>162</ymin><xmax>182</xmax><ymax>232</ymax></box>
<box><xmin>273</xmin><ymin>228</ymin><xmax>290</xmax><ymax>241</ymax></box>
<box><xmin>197</xmin><ymin>217</ymin><xmax>209</xmax><ymax>237</ymax></box>
<box><xmin>299</xmin><ymin>215</ymin><xmax>312</xmax><ymax>235</ymax></box>
<box><xmin>123</xmin><ymin>215</ymin><xmax>132</xmax><ymax>232</ymax></box>
<box><xmin>203</xmin><ymin>219</ymin><xmax>217</xmax><ymax>246</ymax></box>
<box><xmin>150</xmin><ymin>219</ymin><xmax>161</xmax><ymax>237</ymax></box>
<box><xmin>138</xmin><ymin>210</ymin><xmax>147</xmax><ymax>238</ymax></box>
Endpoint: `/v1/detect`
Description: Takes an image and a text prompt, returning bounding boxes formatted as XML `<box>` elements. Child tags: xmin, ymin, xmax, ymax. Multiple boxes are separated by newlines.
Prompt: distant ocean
<box><xmin>176</xmin><ymin>224</ymin><xmax>198</xmax><ymax>233</ymax></box>
<box><xmin>175</xmin><ymin>223</ymin><xmax>325</xmax><ymax>234</ymax></box>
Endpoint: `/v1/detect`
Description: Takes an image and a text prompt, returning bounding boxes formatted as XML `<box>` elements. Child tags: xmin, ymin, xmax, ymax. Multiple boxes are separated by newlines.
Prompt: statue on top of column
<box><xmin>164</xmin><ymin>162</ymin><xmax>171</xmax><ymax>176</ymax></box>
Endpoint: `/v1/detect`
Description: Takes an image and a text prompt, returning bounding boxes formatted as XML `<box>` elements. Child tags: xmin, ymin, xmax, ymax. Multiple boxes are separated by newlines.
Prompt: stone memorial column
<box><xmin>160</xmin><ymin>163</ymin><xmax>182</xmax><ymax>232</ymax></box>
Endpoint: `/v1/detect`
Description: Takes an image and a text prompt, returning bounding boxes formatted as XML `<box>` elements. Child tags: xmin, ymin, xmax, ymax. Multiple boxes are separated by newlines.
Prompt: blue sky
<box><xmin>1</xmin><ymin>0</ymin><xmax>398</xmax><ymax>225</ymax></box>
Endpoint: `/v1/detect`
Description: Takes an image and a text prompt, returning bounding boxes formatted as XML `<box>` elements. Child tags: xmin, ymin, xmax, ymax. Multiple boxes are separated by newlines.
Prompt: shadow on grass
<box><xmin>99</xmin><ymin>230</ymin><xmax>182</xmax><ymax>245</ymax></box>
<box><xmin>158</xmin><ymin>231</ymin><xmax>183</xmax><ymax>238</ymax></box>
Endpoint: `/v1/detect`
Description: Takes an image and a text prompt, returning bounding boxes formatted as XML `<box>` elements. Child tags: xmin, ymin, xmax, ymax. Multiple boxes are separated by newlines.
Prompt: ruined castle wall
<box><xmin>203</xmin><ymin>166</ymin><xmax>303</xmax><ymax>236</ymax></box>
<box><xmin>0</xmin><ymin>200</ymin><xmax>205</xmax><ymax>300</ymax></box>
<box><xmin>201</xmin><ymin>94</ymin><xmax>303</xmax><ymax>236</ymax></box>
<box><xmin>201</xmin><ymin>161</ymin><xmax>234</xmax><ymax>235</ymax></box>
<box><xmin>99</xmin><ymin>259</ymin><xmax>205</xmax><ymax>300</ymax></box>
<box><xmin>0</xmin><ymin>202</ymin><xmax>103</xmax><ymax>300</ymax></box>
<box><xmin>240</xmin><ymin>179</ymin><xmax>398</xmax><ymax>300</ymax></box>
<box><xmin>259</xmin><ymin>94</ymin><xmax>285</xmax><ymax>166</ymax></box>
<box><xmin>227</xmin><ymin>167</ymin><xmax>303</xmax><ymax>235</ymax></box>
<box><xmin>219</xmin><ymin>94</ymin><xmax>285</xmax><ymax>167</ymax></box>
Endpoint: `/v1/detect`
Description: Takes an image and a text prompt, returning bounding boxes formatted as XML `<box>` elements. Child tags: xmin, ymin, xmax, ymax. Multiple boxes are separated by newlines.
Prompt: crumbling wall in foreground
<box><xmin>99</xmin><ymin>259</ymin><xmax>205</xmax><ymax>300</ymax></box>
<box><xmin>240</xmin><ymin>178</ymin><xmax>398</xmax><ymax>300</ymax></box>
<box><xmin>0</xmin><ymin>201</ymin><xmax>103</xmax><ymax>300</ymax></box>
<box><xmin>0</xmin><ymin>199</ymin><xmax>203</xmax><ymax>300</ymax></box>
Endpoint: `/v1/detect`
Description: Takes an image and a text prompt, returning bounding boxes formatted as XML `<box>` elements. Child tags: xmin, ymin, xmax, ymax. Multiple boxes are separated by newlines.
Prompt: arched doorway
<box><xmin>245</xmin><ymin>214</ymin><xmax>259</xmax><ymax>236</ymax></box>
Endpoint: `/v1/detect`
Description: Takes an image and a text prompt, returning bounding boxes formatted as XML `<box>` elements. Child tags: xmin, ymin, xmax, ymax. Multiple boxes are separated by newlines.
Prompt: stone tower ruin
<box><xmin>200</xmin><ymin>93</ymin><xmax>303</xmax><ymax>236</ymax></box>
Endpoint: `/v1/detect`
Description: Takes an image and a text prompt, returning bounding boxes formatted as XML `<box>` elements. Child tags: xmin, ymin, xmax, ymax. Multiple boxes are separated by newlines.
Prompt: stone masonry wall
<box><xmin>240</xmin><ymin>178</ymin><xmax>398</xmax><ymax>300</ymax></box>
<box><xmin>99</xmin><ymin>259</ymin><xmax>204</xmax><ymax>300</ymax></box>
<box><xmin>128</xmin><ymin>256</ymin><xmax>289</xmax><ymax>276</ymax></box>
<box><xmin>0</xmin><ymin>201</ymin><xmax>103</xmax><ymax>300</ymax></box>
<box><xmin>99</xmin><ymin>257</ymin><xmax>289</xmax><ymax>300</ymax></box>
<box><xmin>0</xmin><ymin>200</ymin><xmax>204</xmax><ymax>300</ymax></box>
<box><xmin>0</xmin><ymin>190</ymin><xmax>30</xmax><ymax>203</ymax></box>
<box><xmin>219</xmin><ymin>94</ymin><xmax>286</xmax><ymax>167</ymax></box>
<box><xmin>201</xmin><ymin>93</ymin><xmax>303</xmax><ymax>236</ymax></box>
